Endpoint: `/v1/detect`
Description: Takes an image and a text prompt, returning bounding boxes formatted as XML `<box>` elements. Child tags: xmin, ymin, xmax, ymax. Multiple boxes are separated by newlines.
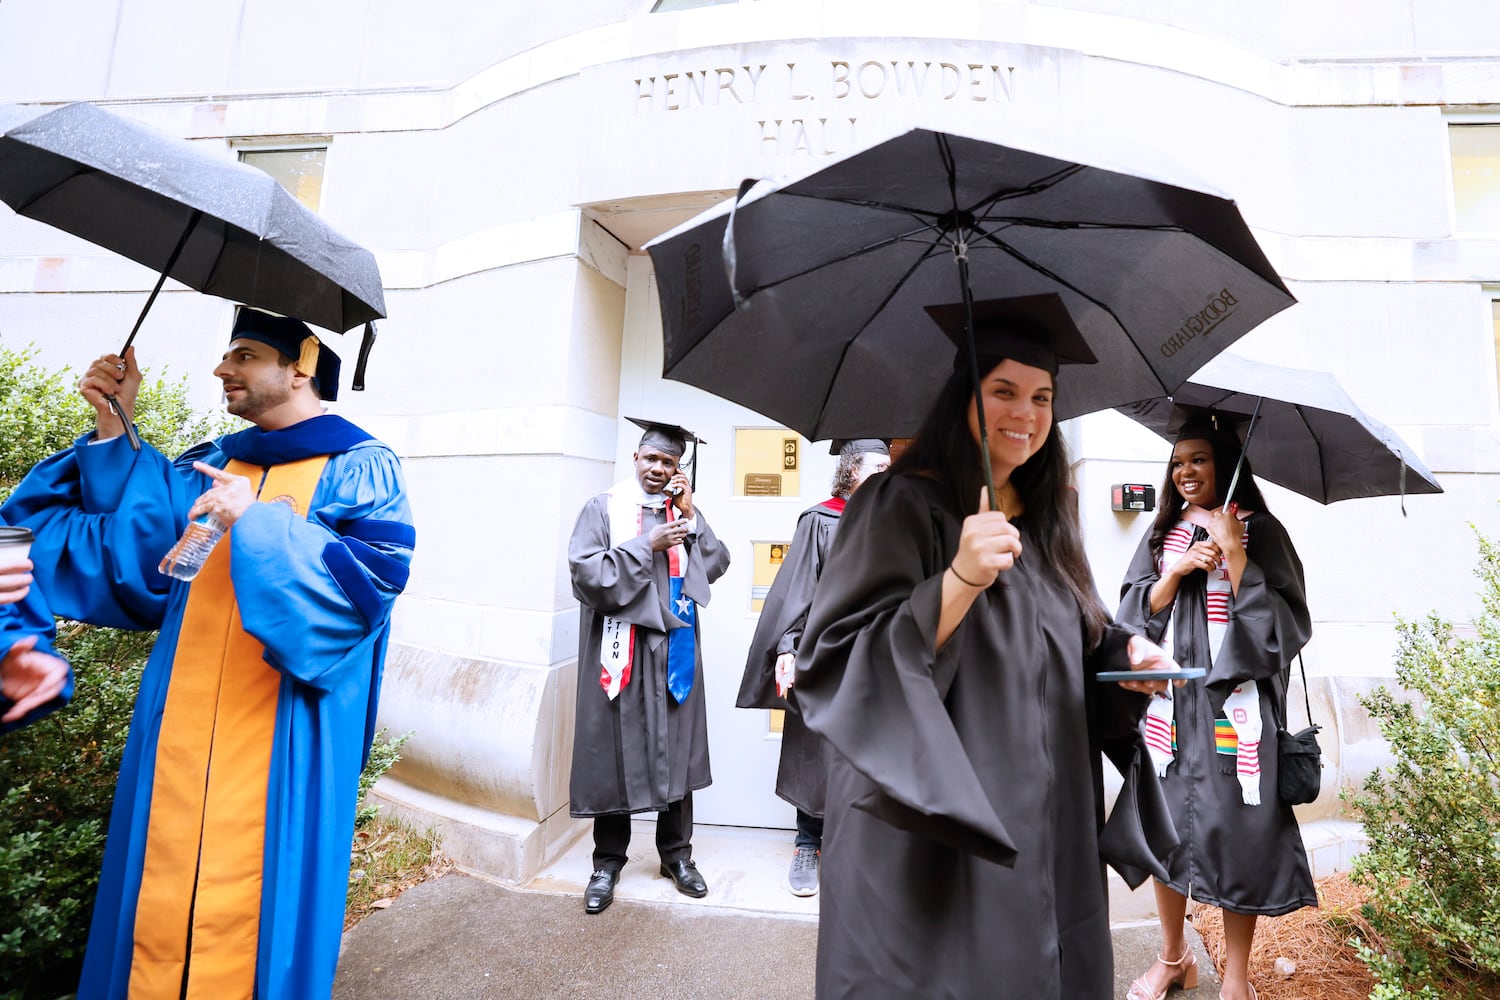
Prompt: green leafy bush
<box><xmin>0</xmin><ymin>345</ymin><xmax>228</xmax><ymax>502</ymax></box>
<box><xmin>356</xmin><ymin>727</ymin><xmax>411</xmax><ymax>829</ymax></box>
<box><xmin>0</xmin><ymin>627</ymin><xmax>147</xmax><ymax>999</ymax></box>
<box><xmin>1348</xmin><ymin>522</ymin><xmax>1500</xmax><ymax>1000</ymax></box>
<box><xmin>0</xmin><ymin>345</ymin><xmax>233</xmax><ymax>997</ymax></box>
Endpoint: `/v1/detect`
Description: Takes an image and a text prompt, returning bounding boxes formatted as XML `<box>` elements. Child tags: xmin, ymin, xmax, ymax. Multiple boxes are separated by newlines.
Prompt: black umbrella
<box><xmin>646</xmin><ymin>127</ymin><xmax>1295</xmax><ymax>501</ymax></box>
<box><xmin>0</xmin><ymin>101</ymin><xmax>386</xmax><ymax>447</ymax></box>
<box><xmin>1116</xmin><ymin>353</ymin><xmax>1441</xmax><ymax>507</ymax></box>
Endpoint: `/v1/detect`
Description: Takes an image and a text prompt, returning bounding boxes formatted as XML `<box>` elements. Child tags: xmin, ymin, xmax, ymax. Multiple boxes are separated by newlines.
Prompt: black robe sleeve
<box><xmin>736</xmin><ymin>506</ymin><xmax>834</xmax><ymax>710</ymax></box>
<box><xmin>795</xmin><ymin>476</ymin><xmax>1019</xmax><ymax>867</ymax></box>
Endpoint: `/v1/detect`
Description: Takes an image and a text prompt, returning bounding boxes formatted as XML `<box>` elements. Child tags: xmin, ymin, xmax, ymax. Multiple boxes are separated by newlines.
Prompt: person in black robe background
<box><xmin>1117</xmin><ymin>417</ymin><xmax>1315</xmax><ymax>1000</ymax></box>
<box><xmin>796</xmin><ymin>294</ymin><xmax>1183</xmax><ymax>999</ymax></box>
<box><xmin>567</xmin><ymin>419</ymin><xmax>731</xmax><ymax>914</ymax></box>
<box><xmin>737</xmin><ymin>438</ymin><xmax>890</xmax><ymax>896</ymax></box>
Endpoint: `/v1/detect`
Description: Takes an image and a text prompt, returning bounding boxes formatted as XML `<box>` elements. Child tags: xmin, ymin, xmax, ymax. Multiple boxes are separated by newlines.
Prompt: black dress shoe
<box><xmin>584</xmin><ymin>869</ymin><xmax>618</xmax><ymax>914</ymax></box>
<box><xmin>659</xmin><ymin>859</ymin><xmax>708</xmax><ymax>898</ymax></box>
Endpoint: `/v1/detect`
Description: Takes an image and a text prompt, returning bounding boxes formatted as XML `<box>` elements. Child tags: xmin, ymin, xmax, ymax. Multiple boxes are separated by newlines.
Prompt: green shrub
<box><xmin>0</xmin><ymin>628</ymin><xmax>146</xmax><ymax>999</ymax></box>
<box><xmin>356</xmin><ymin>728</ymin><xmax>411</xmax><ymax>829</ymax></box>
<box><xmin>0</xmin><ymin>344</ymin><xmax>229</xmax><ymax>502</ymax></box>
<box><xmin>1348</xmin><ymin>521</ymin><xmax>1500</xmax><ymax>1000</ymax></box>
<box><xmin>0</xmin><ymin>345</ymin><xmax>234</xmax><ymax>997</ymax></box>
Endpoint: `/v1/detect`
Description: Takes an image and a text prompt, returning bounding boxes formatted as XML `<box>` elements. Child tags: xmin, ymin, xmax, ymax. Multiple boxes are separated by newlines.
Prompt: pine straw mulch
<box><xmin>1191</xmin><ymin>872</ymin><xmax>1376</xmax><ymax>1000</ymax></box>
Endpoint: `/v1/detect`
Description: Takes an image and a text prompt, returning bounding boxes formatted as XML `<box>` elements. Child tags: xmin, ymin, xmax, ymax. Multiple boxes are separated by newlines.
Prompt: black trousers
<box><xmin>591</xmin><ymin>792</ymin><xmax>693</xmax><ymax>872</ymax></box>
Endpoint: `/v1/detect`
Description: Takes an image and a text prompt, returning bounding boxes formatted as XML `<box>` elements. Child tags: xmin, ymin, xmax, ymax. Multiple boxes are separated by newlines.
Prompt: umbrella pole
<box><xmin>955</xmin><ymin>252</ymin><xmax>999</xmax><ymax>513</ymax></box>
<box><xmin>1220</xmin><ymin>396</ymin><xmax>1263</xmax><ymax>509</ymax></box>
<box><xmin>106</xmin><ymin>210</ymin><xmax>203</xmax><ymax>452</ymax></box>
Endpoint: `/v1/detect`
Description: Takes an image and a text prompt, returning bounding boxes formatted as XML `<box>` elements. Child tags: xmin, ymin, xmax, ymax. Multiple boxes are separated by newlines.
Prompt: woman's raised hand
<box><xmin>949</xmin><ymin>486</ymin><xmax>1023</xmax><ymax>590</ymax></box>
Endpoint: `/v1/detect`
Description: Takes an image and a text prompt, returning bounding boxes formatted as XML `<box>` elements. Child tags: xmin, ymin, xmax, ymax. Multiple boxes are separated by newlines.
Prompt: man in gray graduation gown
<box><xmin>567</xmin><ymin>419</ymin><xmax>731</xmax><ymax>914</ymax></box>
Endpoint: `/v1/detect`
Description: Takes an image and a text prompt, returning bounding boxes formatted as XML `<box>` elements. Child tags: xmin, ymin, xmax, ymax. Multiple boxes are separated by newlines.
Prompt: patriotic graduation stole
<box><xmin>599</xmin><ymin>482</ymin><xmax>696</xmax><ymax>703</ymax></box>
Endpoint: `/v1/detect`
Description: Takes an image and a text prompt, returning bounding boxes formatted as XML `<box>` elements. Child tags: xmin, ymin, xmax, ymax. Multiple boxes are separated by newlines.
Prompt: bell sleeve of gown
<box><xmin>795</xmin><ymin>476</ymin><xmax>1019</xmax><ymax>867</ymax></box>
<box><xmin>1118</xmin><ymin>513</ymin><xmax>1311</xmax><ymax>711</ymax></box>
<box><xmin>0</xmin><ymin>434</ymin><xmax>197</xmax><ymax>631</ymax></box>
<box><xmin>228</xmin><ymin>442</ymin><xmax>415</xmax><ymax>694</ymax></box>
<box><xmin>736</xmin><ymin>507</ymin><xmax>832</xmax><ymax>710</ymax></box>
<box><xmin>0</xmin><ymin>564</ymin><xmax>74</xmax><ymax>733</ymax></box>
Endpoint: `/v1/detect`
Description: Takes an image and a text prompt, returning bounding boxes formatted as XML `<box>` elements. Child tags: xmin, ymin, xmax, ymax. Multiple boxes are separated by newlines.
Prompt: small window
<box><xmin>238</xmin><ymin>146</ymin><xmax>328</xmax><ymax>212</ymax></box>
<box><xmin>734</xmin><ymin>428</ymin><xmax>802</xmax><ymax>497</ymax></box>
<box><xmin>749</xmin><ymin>539</ymin><xmax>791</xmax><ymax>612</ymax></box>
<box><xmin>1450</xmin><ymin>125</ymin><xmax>1500</xmax><ymax>232</ymax></box>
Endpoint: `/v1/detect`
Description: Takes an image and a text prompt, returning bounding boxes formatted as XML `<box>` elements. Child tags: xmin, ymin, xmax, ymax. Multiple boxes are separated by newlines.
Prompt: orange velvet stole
<box><xmin>127</xmin><ymin>456</ymin><xmax>328</xmax><ymax>999</ymax></box>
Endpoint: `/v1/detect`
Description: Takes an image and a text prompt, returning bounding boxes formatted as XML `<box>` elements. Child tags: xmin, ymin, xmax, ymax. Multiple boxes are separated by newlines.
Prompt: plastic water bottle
<box><xmin>158</xmin><ymin>515</ymin><xmax>226</xmax><ymax>581</ymax></box>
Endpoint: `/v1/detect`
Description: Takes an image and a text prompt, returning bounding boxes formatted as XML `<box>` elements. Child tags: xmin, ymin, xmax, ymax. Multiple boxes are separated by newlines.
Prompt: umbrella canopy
<box><xmin>1116</xmin><ymin>353</ymin><xmax>1442</xmax><ymax>504</ymax></box>
<box><xmin>646</xmin><ymin>127</ymin><xmax>1295</xmax><ymax>441</ymax></box>
<box><xmin>0</xmin><ymin>101</ymin><xmax>385</xmax><ymax>340</ymax></box>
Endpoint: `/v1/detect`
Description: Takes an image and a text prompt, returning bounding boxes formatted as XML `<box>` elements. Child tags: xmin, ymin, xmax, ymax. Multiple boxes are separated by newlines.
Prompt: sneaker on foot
<box><xmin>788</xmin><ymin>846</ymin><xmax>819</xmax><ymax>896</ymax></box>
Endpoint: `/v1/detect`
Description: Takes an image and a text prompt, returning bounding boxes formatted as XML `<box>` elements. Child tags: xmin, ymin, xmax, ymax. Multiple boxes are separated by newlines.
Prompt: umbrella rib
<box><xmin>807</xmin><ymin>241</ymin><xmax>950</xmax><ymax>436</ymax></box>
<box><xmin>968</xmin><ymin>163</ymin><xmax>1089</xmax><ymax>211</ymax></box>
<box><xmin>1293</xmin><ymin>403</ymin><xmax>1333</xmax><ymax>504</ymax></box>
<box><xmin>740</xmin><ymin>219</ymin><xmax>947</xmax><ymax>296</ymax></box>
<box><xmin>971</xmin><ymin>228</ymin><xmax>1127</xmax><ymax>333</ymax></box>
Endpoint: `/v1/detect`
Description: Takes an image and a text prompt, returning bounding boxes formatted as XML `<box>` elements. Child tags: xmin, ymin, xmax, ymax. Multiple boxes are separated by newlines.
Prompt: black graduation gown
<box><xmin>736</xmin><ymin>500</ymin><xmax>840</xmax><ymax>816</ymax></box>
<box><xmin>797</xmin><ymin>474</ymin><xmax>1173</xmax><ymax>1000</ymax></box>
<box><xmin>567</xmin><ymin>494</ymin><xmax>731</xmax><ymax>816</ymax></box>
<box><xmin>1116</xmin><ymin>510</ymin><xmax>1317</xmax><ymax>915</ymax></box>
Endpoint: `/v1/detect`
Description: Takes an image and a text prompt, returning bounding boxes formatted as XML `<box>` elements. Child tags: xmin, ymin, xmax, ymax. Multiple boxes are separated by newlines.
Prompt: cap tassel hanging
<box><xmin>352</xmin><ymin>320</ymin><xmax>377</xmax><ymax>391</ymax></box>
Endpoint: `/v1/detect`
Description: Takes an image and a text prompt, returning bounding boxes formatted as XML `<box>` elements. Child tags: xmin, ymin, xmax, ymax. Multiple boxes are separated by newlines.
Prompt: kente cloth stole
<box><xmin>128</xmin><ymin>455</ymin><xmax>329</xmax><ymax>1000</ymax></box>
<box><xmin>1144</xmin><ymin>518</ymin><xmax>1264</xmax><ymax>804</ymax></box>
<box><xmin>599</xmin><ymin>484</ymin><xmax>694</xmax><ymax>703</ymax></box>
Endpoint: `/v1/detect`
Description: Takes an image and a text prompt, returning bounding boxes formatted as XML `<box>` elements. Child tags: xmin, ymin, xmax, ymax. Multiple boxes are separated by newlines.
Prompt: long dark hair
<box><xmin>1147</xmin><ymin>425</ymin><xmax>1272</xmax><ymax>557</ymax></box>
<box><xmin>889</xmin><ymin>364</ymin><xmax>1110</xmax><ymax>648</ymax></box>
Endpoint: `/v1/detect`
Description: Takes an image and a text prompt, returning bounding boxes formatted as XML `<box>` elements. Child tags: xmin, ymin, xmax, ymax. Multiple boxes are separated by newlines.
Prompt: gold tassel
<box><xmin>295</xmin><ymin>335</ymin><xmax>320</xmax><ymax>378</ymax></box>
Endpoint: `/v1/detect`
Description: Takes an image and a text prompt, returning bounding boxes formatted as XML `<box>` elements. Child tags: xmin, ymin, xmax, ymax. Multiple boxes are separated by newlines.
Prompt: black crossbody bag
<box><xmin>1276</xmin><ymin>653</ymin><xmax>1323</xmax><ymax>805</ymax></box>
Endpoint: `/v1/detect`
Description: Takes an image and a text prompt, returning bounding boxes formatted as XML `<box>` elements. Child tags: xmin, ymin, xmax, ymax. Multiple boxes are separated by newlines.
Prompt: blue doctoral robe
<box><xmin>0</xmin><ymin>518</ymin><xmax>73</xmax><ymax>733</ymax></box>
<box><xmin>0</xmin><ymin>415</ymin><xmax>415</xmax><ymax>999</ymax></box>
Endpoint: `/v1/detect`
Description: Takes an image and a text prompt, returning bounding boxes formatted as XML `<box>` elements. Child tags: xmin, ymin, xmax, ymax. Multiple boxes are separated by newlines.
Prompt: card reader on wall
<box><xmin>1111</xmin><ymin>484</ymin><xmax>1156</xmax><ymax>512</ymax></box>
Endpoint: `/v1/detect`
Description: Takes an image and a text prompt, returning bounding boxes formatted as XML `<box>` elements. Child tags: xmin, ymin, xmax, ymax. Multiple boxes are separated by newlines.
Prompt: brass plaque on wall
<box><xmin>744</xmin><ymin>473</ymin><xmax>782</xmax><ymax>496</ymax></box>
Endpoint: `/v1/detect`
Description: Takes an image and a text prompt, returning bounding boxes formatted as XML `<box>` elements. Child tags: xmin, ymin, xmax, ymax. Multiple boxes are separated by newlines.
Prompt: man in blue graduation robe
<box><xmin>1</xmin><ymin>535</ymin><xmax>72</xmax><ymax>732</ymax></box>
<box><xmin>1</xmin><ymin>309</ymin><xmax>416</xmax><ymax>999</ymax></box>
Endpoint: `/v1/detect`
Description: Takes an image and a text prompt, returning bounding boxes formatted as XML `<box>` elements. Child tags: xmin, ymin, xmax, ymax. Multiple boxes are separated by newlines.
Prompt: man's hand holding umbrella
<box><xmin>77</xmin><ymin>347</ymin><xmax>142</xmax><ymax>442</ymax></box>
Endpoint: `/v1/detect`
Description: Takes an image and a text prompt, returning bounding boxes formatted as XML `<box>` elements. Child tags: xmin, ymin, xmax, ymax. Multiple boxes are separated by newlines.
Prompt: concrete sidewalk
<box><xmin>336</xmin><ymin>822</ymin><xmax>1223</xmax><ymax>999</ymax></box>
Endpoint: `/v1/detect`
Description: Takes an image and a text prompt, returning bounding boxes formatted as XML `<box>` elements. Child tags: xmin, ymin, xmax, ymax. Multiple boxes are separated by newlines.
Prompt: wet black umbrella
<box><xmin>0</xmin><ymin>101</ymin><xmax>386</xmax><ymax>446</ymax></box>
<box><xmin>646</xmin><ymin>127</ymin><xmax>1295</xmax><ymax>500</ymax></box>
<box><xmin>1117</xmin><ymin>353</ymin><xmax>1441</xmax><ymax>507</ymax></box>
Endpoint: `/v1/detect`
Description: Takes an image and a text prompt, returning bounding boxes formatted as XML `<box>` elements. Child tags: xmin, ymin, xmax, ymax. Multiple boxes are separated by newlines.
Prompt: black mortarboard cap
<box><xmin>230</xmin><ymin>307</ymin><xmax>341</xmax><ymax>401</ymax></box>
<box><xmin>626</xmin><ymin>417</ymin><xmax>704</xmax><ymax>459</ymax></box>
<box><xmin>829</xmin><ymin>438</ymin><xmax>891</xmax><ymax>458</ymax></box>
<box><xmin>924</xmin><ymin>293</ymin><xmax>1097</xmax><ymax>375</ymax></box>
<box><xmin>1168</xmin><ymin>405</ymin><xmax>1246</xmax><ymax>444</ymax></box>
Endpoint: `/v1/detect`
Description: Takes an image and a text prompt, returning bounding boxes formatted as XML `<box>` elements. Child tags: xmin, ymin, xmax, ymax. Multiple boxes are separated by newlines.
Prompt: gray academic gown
<box><xmin>797</xmin><ymin>474</ymin><xmax>1176</xmax><ymax>1000</ymax></box>
<box><xmin>736</xmin><ymin>499</ymin><xmax>841</xmax><ymax>816</ymax></box>
<box><xmin>1117</xmin><ymin>511</ymin><xmax>1317</xmax><ymax>916</ymax></box>
<box><xmin>568</xmin><ymin>492</ymin><xmax>730</xmax><ymax>817</ymax></box>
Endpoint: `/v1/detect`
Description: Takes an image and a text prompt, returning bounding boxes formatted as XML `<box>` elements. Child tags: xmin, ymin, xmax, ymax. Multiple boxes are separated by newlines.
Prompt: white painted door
<box><xmin>614</xmin><ymin>257</ymin><xmax>838</xmax><ymax>829</ymax></box>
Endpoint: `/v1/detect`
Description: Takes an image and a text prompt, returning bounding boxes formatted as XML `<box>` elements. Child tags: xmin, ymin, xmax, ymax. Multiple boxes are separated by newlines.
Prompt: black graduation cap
<box><xmin>923</xmin><ymin>292</ymin><xmax>1097</xmax><ymax>375</ymax></box>
<box><xmin>626</xmin><ymin>416</ymin><xmax>704</xmax><ymax>487</ymax></box>
<box><xmin>230</xmin><ymin>307</ymin><xmax>342</xmax><ymax>401</ymax></box>
<box><xmin>828</xmin><ymin>438</ymin><xmax>891</xmax><ymax>457</ymax></box>
<box><xmin>1167</xmin><ymin>405</ymin><xmax>1249</xmax><ymax>444</ymax></box>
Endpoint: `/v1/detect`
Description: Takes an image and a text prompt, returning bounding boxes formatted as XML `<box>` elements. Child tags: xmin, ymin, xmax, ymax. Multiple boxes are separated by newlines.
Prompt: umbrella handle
<box><xmin>104</xmin><ymin>395</ymin><xmax>142</xmax><ymax>451</ymax></box>
<box><xmin>1220</xmin><ymin>396</ymin><xmax>1262</xmax><ymax>507</ymax></box>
